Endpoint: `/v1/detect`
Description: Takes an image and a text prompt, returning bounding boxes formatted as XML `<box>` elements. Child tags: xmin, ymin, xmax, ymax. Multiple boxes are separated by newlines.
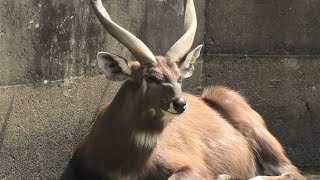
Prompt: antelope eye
<box><xmin>145</xmin><ymin>76</ymin><xmax>160</xmax><ymax>83</ymax></box>
<box><xmin>177</xmin><ymin>77</ymin><xmax>182</xmax><ymax>83</ymax></box>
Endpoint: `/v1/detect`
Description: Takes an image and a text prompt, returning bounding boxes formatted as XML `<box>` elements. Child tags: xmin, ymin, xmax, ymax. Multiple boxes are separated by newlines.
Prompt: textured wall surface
<box><xmin>203</xmin><ymin>0</ymin><xmax>320</xmax><ymax>173</ymax></box>
<box><xmin>205</xmin><ymin>0</ymin><xmax>320</xmax><ymax>55</ymax></box>
<box><xmin>0</xmin><ymin>0</ymin><xmax>319</xmax><ymax>179</ymax></box>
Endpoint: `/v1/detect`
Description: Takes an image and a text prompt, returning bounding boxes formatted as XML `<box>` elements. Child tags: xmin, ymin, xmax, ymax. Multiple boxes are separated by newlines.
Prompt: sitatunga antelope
<box><xmin>60</xmin><ymin>0</ymin><xmax>305</xmax><ymax>179</ymax></box>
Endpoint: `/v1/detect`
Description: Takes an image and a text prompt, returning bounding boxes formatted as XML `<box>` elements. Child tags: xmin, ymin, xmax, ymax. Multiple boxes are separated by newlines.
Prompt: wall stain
<box><xmin>0</xmin><ymin>95</ymin><xmax>15</xmax><ymax>151</ymax></box>
<box><xmin>84</xmin><ymin>0</ymin><xmax>105</xmax><ymax>76</ymax></box>
<box><xmin>31</xmin><ymin>1</ymin><xmax>68</xmax><ymax>83</ymax></box>
<box><xmin>30</xmin><ymin>0</ymin><xmax>105</xmax><ymax>85</ymax></box>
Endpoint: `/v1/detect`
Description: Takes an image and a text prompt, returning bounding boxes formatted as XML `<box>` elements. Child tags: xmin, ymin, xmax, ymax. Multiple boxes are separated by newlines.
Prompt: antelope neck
<box><xmin>82</xmin><ymin>80</ymin><xmax>169</xmax><ymax>177</ymax></box>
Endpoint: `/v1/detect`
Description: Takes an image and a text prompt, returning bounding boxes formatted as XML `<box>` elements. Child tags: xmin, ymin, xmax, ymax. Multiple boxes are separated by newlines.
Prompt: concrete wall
<box><xmin>0</xmin><ymin>0</ymin><xmax>318</xmax><ymax>179</ymax></box>
<box><xmin>203</xmin><ymin>0</ymin><xmax>320</xmax><ymax>173</ymax></box>
<box><xmin>205</xmin><ymin>0</ymin><xmax>320</xmax><ymax>55</ymax></box>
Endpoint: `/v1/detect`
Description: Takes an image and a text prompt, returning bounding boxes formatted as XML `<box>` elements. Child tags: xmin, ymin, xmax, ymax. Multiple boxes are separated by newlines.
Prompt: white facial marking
<box><xmin>142</xmin><ymin>79</ymin><xmax>147</xmax><ymax>94</ymax></box>
<box><xmin>132</xmin><ymin>131</ymin><xmax>159</xmax><ymax>149</ymax></box>
<box><xmin>149</xmin><ymin>108</ymin><xmax>156</xmax><ymax>116</ymax></box>
<box><xmin>167</xmin><ymin>103</ymin><xmax>187</xmax><ymax>114</ymax></box>
<box><xmin>168</xmin><ymin>103</ymin><xmax>178</xmax><ymax>114</ymax></box>
<box><xmin>162</xmin><ymin>82</ymin><xmax>174</xmax><ymax>88</ymax></box>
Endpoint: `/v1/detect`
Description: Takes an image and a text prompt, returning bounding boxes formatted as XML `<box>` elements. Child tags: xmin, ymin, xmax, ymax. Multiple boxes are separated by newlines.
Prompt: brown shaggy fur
<box><xmin>60</xmin><ymin>57</ymin><xmax>304</xmax><ymax>180</ymax></box>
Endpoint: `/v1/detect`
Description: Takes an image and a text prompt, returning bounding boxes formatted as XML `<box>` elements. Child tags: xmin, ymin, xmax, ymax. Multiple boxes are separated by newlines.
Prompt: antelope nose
<box><xmin>172</xmin><ymin>98</ymin><xmax>187</xmax><ymax>114</ymax></box>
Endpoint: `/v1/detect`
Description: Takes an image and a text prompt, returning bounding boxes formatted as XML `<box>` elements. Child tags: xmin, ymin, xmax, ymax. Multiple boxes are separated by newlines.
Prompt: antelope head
<box><xmin>91</xmin><ymin>0</ymin><xmax>203</xmax><ymax>115</ymax></box>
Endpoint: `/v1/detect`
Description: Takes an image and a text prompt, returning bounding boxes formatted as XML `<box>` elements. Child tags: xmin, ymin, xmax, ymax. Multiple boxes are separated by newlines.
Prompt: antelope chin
<box><xmin>161</xmin><ymin>110</ymin><xmax>178</xmax><ymax>122</ymax></box>
<box><xmin>168</xmin><ymin>108</ymin><xmax>178</xmax><ymax>114</ymax></box>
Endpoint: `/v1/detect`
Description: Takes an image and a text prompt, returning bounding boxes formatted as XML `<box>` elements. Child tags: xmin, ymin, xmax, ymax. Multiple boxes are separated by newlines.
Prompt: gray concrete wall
<box><xmin>203</xmin><ymin>0</ymin><xmax>320</xmax><ymax>173</ymax></box>
<box><xmin>205</xmin><ymin>0</ymin><xmax>320</xmax><ymax>55</ymax></box>
<box><xmin>0</xmin><ymin>0</ymin><xmax>319</xmax><ymax>179</ymax></box>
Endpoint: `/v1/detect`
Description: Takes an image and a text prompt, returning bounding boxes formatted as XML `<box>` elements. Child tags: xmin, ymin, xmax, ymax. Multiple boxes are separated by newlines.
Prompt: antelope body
<box><xmin>61</xmin><ymin>0</ymin><xmax>305</xmax><ymax>179</ymax></box>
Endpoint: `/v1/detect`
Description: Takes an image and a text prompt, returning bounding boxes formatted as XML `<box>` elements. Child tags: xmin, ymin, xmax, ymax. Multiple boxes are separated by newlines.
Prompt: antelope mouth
<box><xmin>167</xmin><ymin>102</ymin><xmax>187</xmax><ymax>114</ymax></box>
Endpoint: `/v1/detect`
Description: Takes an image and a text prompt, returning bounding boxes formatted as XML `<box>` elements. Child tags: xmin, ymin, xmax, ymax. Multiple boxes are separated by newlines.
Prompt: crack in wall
<box><xmin>0</xmin><ymin>95</ymin><xmax>15</xmax><ymax>151</ymax></box>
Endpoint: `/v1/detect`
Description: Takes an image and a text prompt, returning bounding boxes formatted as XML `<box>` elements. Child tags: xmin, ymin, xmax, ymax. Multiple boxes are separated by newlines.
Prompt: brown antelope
<box><xmin>60</xmin><ymin>0</ymin><xmax>305</xmax><ymax>179</ymax></box>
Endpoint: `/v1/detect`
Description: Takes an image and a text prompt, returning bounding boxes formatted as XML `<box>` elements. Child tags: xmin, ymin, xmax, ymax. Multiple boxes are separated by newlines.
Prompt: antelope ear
<box><xmin>97</xmin><ymin>52</ymin><xmax>132</xmax><ymax>81</ymax></box>
<box><xmin>179</xmin><ymin>45</ymin><xmax>203</xmax><ymax>79</ymax></box>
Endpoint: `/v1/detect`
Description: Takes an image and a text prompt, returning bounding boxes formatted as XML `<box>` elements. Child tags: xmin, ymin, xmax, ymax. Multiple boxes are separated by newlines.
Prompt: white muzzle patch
<box><xmin>168</xmin><ymin>103</ymin><xmax>178</xmax><ymax>114</ymax></box>
<box><xmin>167</xmin><ymin>102</ymin><xmax>186</xmax><ymax>114</ymax></box>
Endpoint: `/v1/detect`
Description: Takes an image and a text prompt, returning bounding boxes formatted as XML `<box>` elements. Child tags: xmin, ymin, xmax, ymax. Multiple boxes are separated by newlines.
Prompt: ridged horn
<box><xmin>166</xmin><ymin>0</ymin><xmax>197</xmax><ymax>62</ymax></box>
<box><xmin>90</xmin><ymin>0</ymin><xmax>157</xmax><ymax>65</ymax></box>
